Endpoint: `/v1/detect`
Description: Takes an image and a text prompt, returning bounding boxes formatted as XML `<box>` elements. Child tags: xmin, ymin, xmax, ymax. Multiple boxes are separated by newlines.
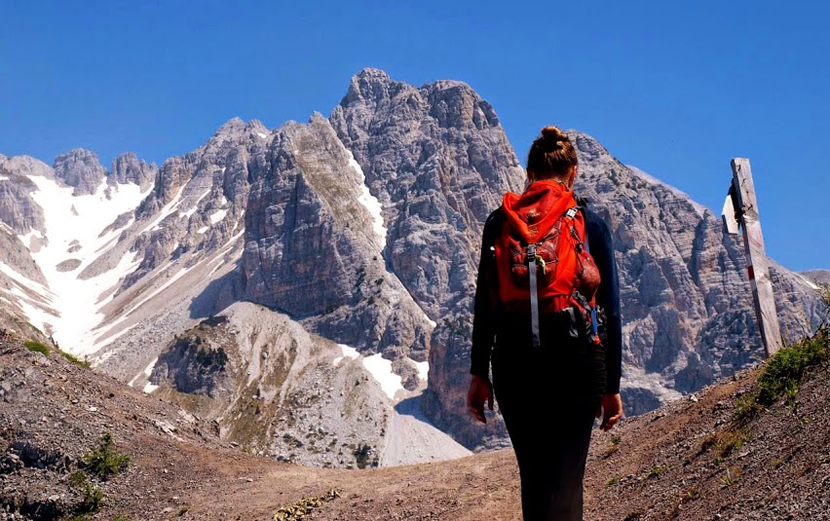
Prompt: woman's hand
<box><xmin>467</xmin><ymin>374</ymin><xmax>494</xmax><ymax>423</ymax></box>
<box><xmin>595</xmin><ymin>393</ymin><xmax>623</xmax><ymax>431</ymax></box>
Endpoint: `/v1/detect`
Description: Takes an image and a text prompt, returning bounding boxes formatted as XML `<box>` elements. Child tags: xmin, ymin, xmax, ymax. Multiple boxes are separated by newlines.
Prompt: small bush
<box><xmin>79</xmin><ymin>481</ymin><xmax>104</xmax><ymax>513</ymax></box>
<box><xmin>68</xmin><ymin>470</ymin><xmax>87</xmax><ymax>487</ymax></box>
<box><xmin>68</xmin><ymin>471</ymin><xmax>104</xmax><ymax>514</ymax></box>
<box><xmin>83</xmin><ymin>433</ymin><xmax>132</xmax><ymax>480</ymax></box>
<box><xmin>606</xmin><ymin>476</ymin><xmax>621</xmax><ymax>487</ymax></box>
<box><xmin>715</xmin><ymin>429</ymin><xmax>749</xmax><ymax>460</ymax></box>
<box><xmin>60</xmin><ymin>350</ymin><xmax>91</xmax><ymax>369</ymax></box>
<box><xmin>24</xmin><ymin>340</ymin><xmax>49</xmax><ymax>356</ymax></box>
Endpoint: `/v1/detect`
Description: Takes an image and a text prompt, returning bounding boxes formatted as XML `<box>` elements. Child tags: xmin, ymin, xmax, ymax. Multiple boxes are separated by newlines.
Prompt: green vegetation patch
<box><xmin>83</xmin><ymin>432</ymin><xmax>132</xmax><ymax>480</ymax></box>
<box><xmin>24</xmin><ymin>340</ymin><xmax>50</xmax><ymax>356</ymax></box>
<box><xmin>60</xmin><ymin>350</ymin><xmax>91</xmax><ymax>368</ymax></box>
<box><xmin>67</xmin><ymin>471</ymin><xmax>104</xmax><ymax>515</ymax></box>
<box><xmin>733</xmin><ymin>325</ymin><xmax>829</xmax><ymax>425</ymax></box>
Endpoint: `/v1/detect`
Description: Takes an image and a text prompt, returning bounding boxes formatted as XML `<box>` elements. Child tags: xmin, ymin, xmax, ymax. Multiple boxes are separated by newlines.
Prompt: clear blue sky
<box><xmin>1</xmin><ymin>1</ymin><xmax>828</xmax><ymax>270</ymax></box>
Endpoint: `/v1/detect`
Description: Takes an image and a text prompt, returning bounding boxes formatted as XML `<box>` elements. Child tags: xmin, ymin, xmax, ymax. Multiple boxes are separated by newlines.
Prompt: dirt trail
<box><xmin>1</xmin><ymin>333</ymin><xmax>827</xmax><ymax>520</ymax></box>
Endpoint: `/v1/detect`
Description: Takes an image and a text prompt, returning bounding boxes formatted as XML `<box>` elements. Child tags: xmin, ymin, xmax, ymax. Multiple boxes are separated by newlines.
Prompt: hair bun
<box><xmin>540</xmin><ymin>125</ymin><xmax>568</xmax><ymax>143</ymax></box>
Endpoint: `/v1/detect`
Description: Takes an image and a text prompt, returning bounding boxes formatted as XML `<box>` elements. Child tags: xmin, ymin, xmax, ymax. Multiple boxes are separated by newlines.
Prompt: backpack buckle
<box><xmin>527</xmin><ymin>244</ymin><xmax>546</xmax><ymax>275</ymax></box>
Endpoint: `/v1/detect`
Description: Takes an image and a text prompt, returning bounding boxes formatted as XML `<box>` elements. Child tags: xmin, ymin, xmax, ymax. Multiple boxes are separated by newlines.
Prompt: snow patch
<box><xmin>197</xmin><ymin>226</ymin><xmax>209</xmax><ymax>234</ymax></box>
<box><xmin>362</xmin><ymin>352</ymin><xmax>404</xmax><ymax>400</ymax></box>
<box><xmin>181</xmin><ymin>188</ymin><xmax>212</xmax><ymax>218</ymax></box>
<box><xmin>332</xmin><ymin>343</ymin><xmax>360</xmax><ymax>365</ymax></box>
<box><xmin>128</xmin><ymin>356</ymin><xmax>158</xmax><ymax>388</ymax></box>
<box><xmin>144</xmin><ymin>185</ymin><xmax>185</xmax><ymax>232</ymax></box>
<box><xmin>410</xmin><ymin>358</ymin><xmax>429</xmax><ymax>381</ymax></box>
<box><xmin>0</xmin><ymin>261</ymin><xmax>53</xmax><ymax>300</ymax></box>
<box><xmin>255</xmin><ymin>132</ymin><xmax>268</xmax><ymax>139</ymax></box>
<box><xmin>422</xmin><ymin>311</ymin><xmax>436</xmax><ymax>328</ymax></box>
<box><xmin>0</xmin><ymin>176</ymin><xmax>8</xmax><ymax>181</ymax></box>
<box><xmin>793</xmin><ymin>272</ymin><xmax>820</xmax><ymax>290</ymax></box>
<box><xmin>209</xmin><ymin>208</ymin><xmax>228</xmax><ymax>224</ymax></box>
<box><xmin>346</xmin><ymin>150</ymin><xmax>387</xmax><ymax>249</ymax></box>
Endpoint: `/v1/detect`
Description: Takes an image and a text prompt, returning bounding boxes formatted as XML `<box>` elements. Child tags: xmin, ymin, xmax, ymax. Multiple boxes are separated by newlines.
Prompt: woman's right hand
<box><xmin>467</xmin><ymin>374</ymin><xmax>494</xmax><ymax>423</ymax></box>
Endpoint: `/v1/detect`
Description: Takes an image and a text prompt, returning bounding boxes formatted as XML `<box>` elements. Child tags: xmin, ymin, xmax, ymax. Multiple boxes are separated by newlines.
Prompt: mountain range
<box><xmin>0</xmin><ymin>68</ymin><xmax>824</xmax><ymax>461</ymax></box>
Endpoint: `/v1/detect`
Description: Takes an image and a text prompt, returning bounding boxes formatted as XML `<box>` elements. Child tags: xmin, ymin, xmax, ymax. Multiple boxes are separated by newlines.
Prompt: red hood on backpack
<box><xmin>502</xmin><ymin>179</ymin><xmax>578</xmax><ymax>243</ymax></box>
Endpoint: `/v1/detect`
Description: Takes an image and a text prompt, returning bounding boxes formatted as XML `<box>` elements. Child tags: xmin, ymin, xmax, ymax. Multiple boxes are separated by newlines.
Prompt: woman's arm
<box><xmin>468</xmin><ymin>209</ymin><xmax>502</xmax><ymax>423</ymax></box>
<box><xmin>469</xmin><ymin>209</ymin><xmax>502</xmax><ymax>379</ymax></box>
<box><xmin>585</xmin><ymin>208</ymin><xmax>622</xmax><ymax>395</ymax></box>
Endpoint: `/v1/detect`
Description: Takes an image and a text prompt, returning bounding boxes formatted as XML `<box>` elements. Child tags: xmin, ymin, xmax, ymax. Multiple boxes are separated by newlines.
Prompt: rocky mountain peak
<box><xmin>341</xmin><ymin>68</ymin><xmax>407</xmax><ymax>107</ymax></box>
<box><xmin>52</xmin><ymin>148</ymin><xmax>106</xmax><ymax>195</ymax></box>
<box><xmin>109</xmin><ymin>152</ymin><xmax>158</xmax><ymax>189</ymax></box>
<box><xmin>208</xmin><ymin>117</ymin><xmax>271</xmax><ymax>148</ymax></box>
<box><xmin>568</xmin><ymin>130</ymin><xmax>612</xmax><ymax>163</ymax></box>
<box><xmin>215</xmin><ymin>116</ymin><xmax>247</xmax><ymax>133</ymax></box>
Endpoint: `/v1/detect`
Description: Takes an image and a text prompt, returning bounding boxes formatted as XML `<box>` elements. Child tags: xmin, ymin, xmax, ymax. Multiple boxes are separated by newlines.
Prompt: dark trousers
<box><xmin>492</xmin><ymin>318</ymin><xmax>606</xmax><ymax>521</ymax></box>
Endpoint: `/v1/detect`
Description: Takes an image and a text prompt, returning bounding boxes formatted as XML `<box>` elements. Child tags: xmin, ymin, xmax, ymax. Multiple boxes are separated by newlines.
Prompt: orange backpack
<box><xmin>494</xmin><ymin>179</ymin><xmax>601</xmax><ymax>348</ymax></box>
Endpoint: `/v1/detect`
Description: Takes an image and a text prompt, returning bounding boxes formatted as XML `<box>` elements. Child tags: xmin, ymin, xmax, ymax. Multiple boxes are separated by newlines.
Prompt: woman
<box><xmin>467</xmin><ymin>126</ymin><xmax>623</xmax><ymax>521</ymax></box>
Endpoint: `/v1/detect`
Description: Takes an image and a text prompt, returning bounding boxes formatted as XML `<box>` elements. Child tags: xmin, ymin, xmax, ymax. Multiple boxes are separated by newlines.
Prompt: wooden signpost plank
<box><xmin>722</xmin><ymin>158</ymin><xmax>783</xmax><ymax>357</ymax></box>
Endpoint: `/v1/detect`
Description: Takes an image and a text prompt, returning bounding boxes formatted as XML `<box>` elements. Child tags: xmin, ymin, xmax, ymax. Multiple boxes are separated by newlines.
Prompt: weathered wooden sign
<box><xmin>722</xmin><ymin>158</ymin><xmax>783</xmax><ymax>357</ymax></box>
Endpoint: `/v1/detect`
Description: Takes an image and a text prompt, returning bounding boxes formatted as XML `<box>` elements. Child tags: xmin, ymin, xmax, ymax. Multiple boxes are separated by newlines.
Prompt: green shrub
<box><xmin>68</xmin><ymin>470</ymin><xmax>87</xmax><ymax>487</ymax></box>
<box><xmin>733</xmin><ymin>326</ymin><xmax>829</xmax><ymax>425</ymax></box>
<box><xmin>79</xmin><ymin>481</ymin><xmax>104</xmax><ymax>513</ymax></box>
<box><xmin>60</xmin><ymin>350</ymin><xmax>91</xmax><ymax>369</ymax></box>
<box><xmin>715</xmin><ymin>429</ymin><xmax>749</xmax><ymax>460</ymax></box>
<box><xmin>83</xmin><ymin>433</ymin><xmax>132</xmax><ymax>480</ymax></box>
<box><xmin>24</xmin><ymin>340</ymin><xmax>49</xmax><ymax>356</ymax></box>
<box><xmin>67</xmin><ymin>471</ymin><xmax>104</xmax><ymax>514</ymax></box>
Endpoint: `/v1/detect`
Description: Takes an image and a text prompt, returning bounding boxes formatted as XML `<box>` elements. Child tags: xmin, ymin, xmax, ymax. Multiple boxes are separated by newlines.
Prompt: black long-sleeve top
<box><xmin>469</xmin><ymin>204</ymin><xmax>623</xmax><ymax>394</ymax></box>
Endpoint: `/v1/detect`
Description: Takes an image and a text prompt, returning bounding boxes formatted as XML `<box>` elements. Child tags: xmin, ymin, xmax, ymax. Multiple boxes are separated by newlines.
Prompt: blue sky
<box><xmin>1</xmin><ymin>1</ymin><xmax>828</xmax><ymax>270</ymax></box>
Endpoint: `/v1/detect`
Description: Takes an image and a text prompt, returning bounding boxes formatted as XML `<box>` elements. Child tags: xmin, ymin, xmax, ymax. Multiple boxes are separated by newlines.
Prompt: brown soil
<box><xmin>1</xmin><ymin>332</ymin><xmax>827</xmax><ymax>521</ymax></box>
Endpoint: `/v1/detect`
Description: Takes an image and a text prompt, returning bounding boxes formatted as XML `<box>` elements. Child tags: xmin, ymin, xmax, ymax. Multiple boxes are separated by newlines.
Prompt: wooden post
<box><xmin>722</xmin><ymin>158</ymin><xmax>783</xmax><ymax>357</ymax></box>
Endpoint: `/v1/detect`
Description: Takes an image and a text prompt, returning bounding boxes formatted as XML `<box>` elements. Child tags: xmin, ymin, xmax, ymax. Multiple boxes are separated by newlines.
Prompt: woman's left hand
<box><xmin>595</xmin><ymin>393</ymin><xmax>623</xmax><ymax>431</ymax></box>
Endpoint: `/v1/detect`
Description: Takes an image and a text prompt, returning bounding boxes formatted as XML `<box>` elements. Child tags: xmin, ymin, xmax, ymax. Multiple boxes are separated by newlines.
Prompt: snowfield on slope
<box><xmin>19</xmin><ymin>174</ymin><xmax>151</xmax><ymax>354</ymax></box>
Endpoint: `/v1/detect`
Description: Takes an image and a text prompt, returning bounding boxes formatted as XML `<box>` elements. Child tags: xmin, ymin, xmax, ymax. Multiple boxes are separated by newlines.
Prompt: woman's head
<box><xmin>526</xmin><ymin>125</ymin><xmax>578</xmax><ymax>186</ymax></box>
